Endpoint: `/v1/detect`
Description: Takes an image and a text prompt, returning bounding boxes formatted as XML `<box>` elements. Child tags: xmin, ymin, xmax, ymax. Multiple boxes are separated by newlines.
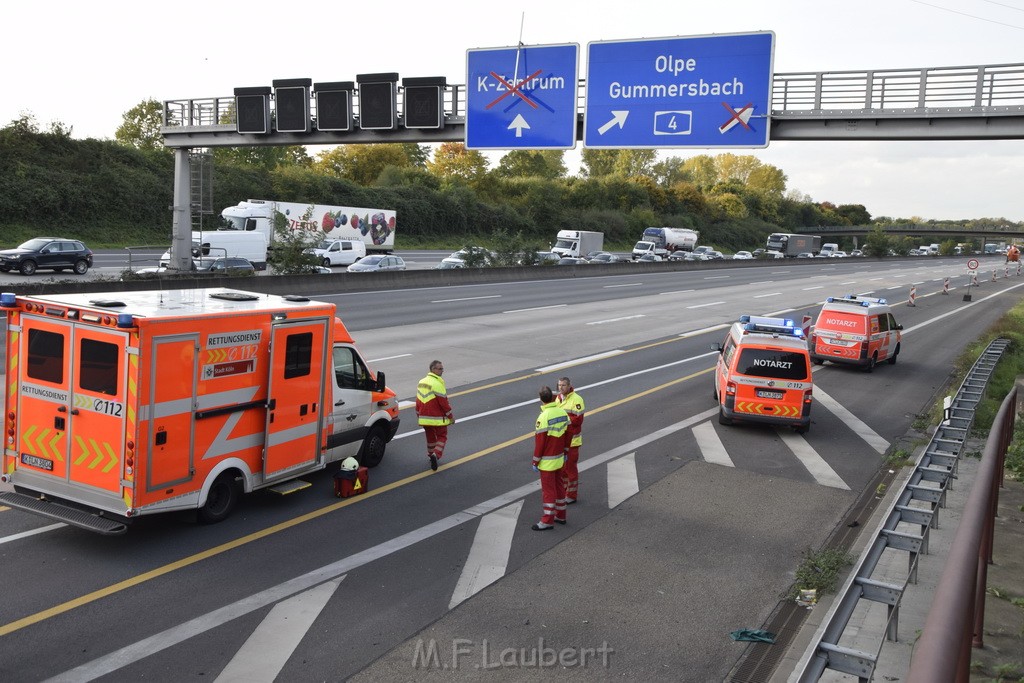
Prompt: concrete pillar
<box><xmin>170</xmin><ymin>148</ymin><xmax>193</xmax><ymax>271</ymax></box>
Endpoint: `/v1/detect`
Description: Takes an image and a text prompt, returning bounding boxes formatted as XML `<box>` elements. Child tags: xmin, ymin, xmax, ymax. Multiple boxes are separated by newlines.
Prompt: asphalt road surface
<box><xmin>0</xmin><ymin>256</ymin><xmax>1020</xmax><ymax>681</ymax></box>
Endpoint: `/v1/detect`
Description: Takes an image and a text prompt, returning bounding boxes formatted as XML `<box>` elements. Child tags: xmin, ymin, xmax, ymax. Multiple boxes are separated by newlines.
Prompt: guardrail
<box><xmin>163</xmin><ymin>62</ymin><xmax>1024</xmax><ymax>130</ymax></box>
<box><xmin>907</xmin><ymin>384</ymin><xmax>1017</xmax><ymax>682</ymax></box>
<box><xmin>796</xmin><ymin>338</ymin><xmax>1012</xmax><ymax>681</ymax></box>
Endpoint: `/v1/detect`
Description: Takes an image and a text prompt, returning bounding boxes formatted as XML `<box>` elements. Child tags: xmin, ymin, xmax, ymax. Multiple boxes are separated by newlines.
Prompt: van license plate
<box><xmin>756</xmin><ymin>389</ymin><xmax>784</xmax><ymax>400</ymax></box>
<box><xmin>21</xmin><ymin>453</ymin><xmax>54</xmax><ymax>471</ymax></box>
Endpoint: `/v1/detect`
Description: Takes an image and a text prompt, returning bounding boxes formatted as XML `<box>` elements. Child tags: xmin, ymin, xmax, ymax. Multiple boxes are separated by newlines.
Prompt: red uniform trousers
<box><xmin>562</xmin><ymin>445</ymin><xmax>579</xmax><ymax>501</ymax></box>
<box><xmin>539</xmin><ymin>467</ymin><xmax>567</xmax><ymax>525</ymax></box>
<box><xmin>423</xmin><ymin>425</ymin><xmax>448</xmax><ymax>460</ymax></box>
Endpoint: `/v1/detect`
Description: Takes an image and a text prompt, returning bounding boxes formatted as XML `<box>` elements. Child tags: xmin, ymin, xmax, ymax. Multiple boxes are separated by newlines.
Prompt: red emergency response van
<box><xmin>1</xmin><ymin>288</ymin><xmax>400</xmax><ymax>534</ymax></box>
<box><xmin>810</xmin><ymin>295</ymin><xmax>902</xmax><ymax>372</ymax></box>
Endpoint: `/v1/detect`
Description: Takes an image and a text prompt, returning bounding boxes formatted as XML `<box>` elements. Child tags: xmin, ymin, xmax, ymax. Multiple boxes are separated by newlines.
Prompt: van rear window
<box><xmin>818</xmin><ymin>312</ymin><xmax>866</xmax><ymax>334</ymax></box>
<box><xmin>736</xmin><ymin>348</ymin><xmax>809</xmax><ymax>380</ymax></box>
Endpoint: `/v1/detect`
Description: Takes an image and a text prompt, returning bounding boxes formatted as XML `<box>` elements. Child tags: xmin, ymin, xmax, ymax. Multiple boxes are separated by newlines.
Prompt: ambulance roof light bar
<box><xmin>737</xmin><ymin>315</ymin><xmax>804</xmax><ymax>338</ymax></box>
<box><xmin>826</xmin><ymin>294</ymin><xmax>887</xmax><ymax>307</ymax></box>
<box><xmin>0</xmin><ymin>293</ymin><xmax>16</xmax><ymax>308</ymax></box>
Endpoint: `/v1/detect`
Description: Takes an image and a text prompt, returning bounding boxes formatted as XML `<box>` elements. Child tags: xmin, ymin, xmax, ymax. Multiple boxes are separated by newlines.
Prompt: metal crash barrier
<box><xmin>797</xmin><ymin>338</ymin><xmax>1013</xmax><ymax>682</ymax></box>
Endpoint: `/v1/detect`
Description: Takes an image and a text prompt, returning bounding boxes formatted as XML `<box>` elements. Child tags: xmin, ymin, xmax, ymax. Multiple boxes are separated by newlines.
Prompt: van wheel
<box><xmin>359</xmin><ymin>425</ymin><xmax>388</xmax><ymax>468</ymax></box>
<box><xmin>199</xmin><ymin>472</ymin><xmax>241</xmax><ymax>524</ymax></box>
<box><xmin>864</xmin><ymin>355</ymin><xmax>876</xmax><ymax>373</ymax></box>
<box><xmin>812</xmin><ymin>357</ymin><xmax>824</xmax><ymax>366</ymax></box>
<box><xmin>73</xmin><ymin>260</ymin><xmax>89</xmax><ymax>275</ymax></box>
<box><xmin>322</xmin><ymin>258</ymin><xmax>332</xmax><ymax>268</ymax></box>
<box><xmin>888</xmin><ymin>345</ymin><xmax>900</xmax><ymax>365</ymax></box>
<box><xmin>718</xmin><ymin>408</ymin><xmax>732</xmax><ymax>426</ymax></box>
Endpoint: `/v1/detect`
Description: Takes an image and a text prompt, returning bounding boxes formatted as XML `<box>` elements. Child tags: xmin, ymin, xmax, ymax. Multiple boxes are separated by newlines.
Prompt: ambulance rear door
<box><xmin>16</xmin><ymin>315</ymin><xmax>126</xmax><ymax>501</ymax></box>
<box><xmin>264</xmin><ymin>318</ymin><xmax>329</xmax><ymax>481</ymax></box>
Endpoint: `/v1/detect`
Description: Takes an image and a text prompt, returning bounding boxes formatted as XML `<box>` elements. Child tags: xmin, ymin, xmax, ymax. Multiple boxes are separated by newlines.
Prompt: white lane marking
<box><xmin>692</xmin><ymin>422</ymin><xmax>734</xmax><ymax>467</ymax></box>
<box><xmin>449</xmin><ymin>501</ymin><xmax>523</xmax><ymax>609</ymax></box>
<box><xmin>536</xmin><ymin>351</ymin><xmax>623</xmax><ymax>373</ymax></box>
<box><xmin>587</xmin><ymin>314</ymin><xmax>645</xmax><ymax>325</ymax></box>
<box><xmin>504</xmin><ymin>304</ymin><xmax>568</xmax><ymax>314</ymax></box>
<box><xmin>812</xmin><ymin>387</ymin><xmax>890</xmax><ymax>455</ymax></box>
<box><xmin>393</xmin><ymin>351</ymin><xmax>720</xmax><ymax>440</ymax></box>
<box><xmin>802</xmin><ymin>286</ymin><xmax>823</xmax><ymax>291</ymax></box>
<box><xmin>368</xmin><ymin>353</ymin><xmax>412</xmax><ymax>363</ymax></box>
<box><xmin>869</xmin><ymin>277</ymin><xmax>883</xmax><ymax>281</ymax></box>
<box><xmin>840</xmin><ymin>281</ymin><xmax>858</xmax><ymax>285</ymax></box>
<box><xmin>776</xmin><ymin>430</ymin><xmax>850</xmax><ymax>490</ymax></box>
<box><xmin>0</xmin><ymin>522</ymin><xmax>66</xmax><ymax>544</ymax></box>
<box><xmin>687</xmin><ymin>301</ymin><xmax>725</xmax><ymax>309</ymax></box>
<box><xmin>659</xmin><ymin>289</ymin><xmax>695</xmax><ymax>295</ymax></box>
<box><xmin>604</xmin><ymin>282</ymin><xmax>643</xmax><ymax>288</ymax></box>
<box><xmin>607</xmin><ymin>453</ymin><xmax>640</xmax><ymax>508</ymax></box>
<box><xmin>748</xmin><ymin>280</ymin><xmax>774</xmax><ymax>285</ymax></box>
<box><xmin>911</xmin><ymin>281</ymin><xmax>925</xmax><ymax>285</ymax></box>
<box><xmin>431</xmin><ymin>295</ymin><xmax>501</xmax><ymax>303</ymax></box>
<box><xmin>886</xmin><ymin>286</ymin><xmax>902</xmax><ymax>290</ymax></box>
<box><xmin>754</xmin><ymin>292</ymin><xmax>781</xmax><ymax>298</ymax></box>
<box><xmin>214</xmin><ymin>578</ymin><xmax>343</xmax><ymax>683</ymax></box>
<box><xmin>51</xmin><ymin>409</ymin><xmax>719</xmax><ymax>683</ymax></box>
<box><xmin>679</xmin><ymin>324</ymin><xmax>730</xmax><ymax>339</ymax></box>
<box><xmin>704</xmin><ymin>275</ymin><xmax>730</xmax><ymax>280</ymax></box>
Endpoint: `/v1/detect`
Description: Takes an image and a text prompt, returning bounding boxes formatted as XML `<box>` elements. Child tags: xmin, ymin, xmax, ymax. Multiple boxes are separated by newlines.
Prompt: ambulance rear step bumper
<box><xmin>0</xmin><ymin>491</ymin><xmax>128</xmax><ymax>535</ymax></box>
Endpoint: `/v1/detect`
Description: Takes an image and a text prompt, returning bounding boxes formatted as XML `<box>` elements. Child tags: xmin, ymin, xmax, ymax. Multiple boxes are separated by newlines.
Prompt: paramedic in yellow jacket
<box><xmin>557</xmin><ymin>376</ymin><xmax>585</xmax><ymax>504</ymax></box>
<box><xmin>416</xmin><ymin>360</ymin><xmax>454</xmax><ymax>472</ymax></box>
<box><xmin>532</xmin><ymin>386</ymin><xmax>569</xmax><ymax>531</ymax></box>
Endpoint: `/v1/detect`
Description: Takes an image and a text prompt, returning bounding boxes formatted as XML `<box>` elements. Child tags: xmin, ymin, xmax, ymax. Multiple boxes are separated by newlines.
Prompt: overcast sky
<box><xmin>5</xmin><ymin>0</ymin><xmax>1024</xmax><ymax>221</ymax></box>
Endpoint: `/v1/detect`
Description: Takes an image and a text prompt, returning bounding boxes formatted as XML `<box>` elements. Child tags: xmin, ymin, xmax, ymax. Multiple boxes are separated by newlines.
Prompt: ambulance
<box><xmin>810</xmin><ymin>295</ymin><xmax>902</xmax><ymax>372</ymax></box>
<box><xmin>713</xmin><ymin>316</ymin><xmax>813</xmax><ymax>433</ymax></box>
<box><xmin>0</xmin><ymin>288</ymin><xmax>400</xmax><ymax>534</ymax></box>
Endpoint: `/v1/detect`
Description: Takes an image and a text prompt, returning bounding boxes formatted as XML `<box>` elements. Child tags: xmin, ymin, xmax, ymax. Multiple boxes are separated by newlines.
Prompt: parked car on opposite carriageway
<box><xmin>0</xmin><ymin>237</ymin><xmax>93</xmax><ymax>276</ymax></box>
<box><xmin>732</xmin><ymin>251</ymin><xmax>753</xmax><ymax>260</ymax></box>
<box><xmin>347</xmin><ymin>255</ymin><xmax>407</xmax><ymax>272</ymax></box>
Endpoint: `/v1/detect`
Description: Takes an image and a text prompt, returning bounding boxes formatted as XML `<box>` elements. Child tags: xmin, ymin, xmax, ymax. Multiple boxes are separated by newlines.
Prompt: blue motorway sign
<box><xmin>466</xmin><ymin>43</ymin><xmax>579</xmax><ymax>150</ymax></box>
<box><xmin>583</xmin><ymin>32</ymin><xmax>774</xmax><ymax>149</ymax></box>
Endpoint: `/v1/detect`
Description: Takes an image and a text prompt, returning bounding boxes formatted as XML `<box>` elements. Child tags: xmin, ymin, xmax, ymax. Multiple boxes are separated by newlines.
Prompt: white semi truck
<box><xmin>632</xmin><ymin>227</ymin><xmax>699</xmax><ymax>260</ymax></box>
<box><xmin>220</xmin><ymin>200</ymin><xmax>396</xmax><ymax>254</ymax></box>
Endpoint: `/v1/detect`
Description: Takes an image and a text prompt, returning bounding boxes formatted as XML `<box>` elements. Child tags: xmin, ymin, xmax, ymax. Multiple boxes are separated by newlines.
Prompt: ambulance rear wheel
<box><xmin>864</xmin><ymin>355</ymin><xmax>876</xmax><ymax>373</ymax></box>
<box><xmin>359</xmin><ymin>425</ymin><xmax>388</xmax><ymax>468</ymax></box>
<box><xmin>199</xmin><ymin>472</ymin><xmax>241</xmax><ymax>524</ymax></box>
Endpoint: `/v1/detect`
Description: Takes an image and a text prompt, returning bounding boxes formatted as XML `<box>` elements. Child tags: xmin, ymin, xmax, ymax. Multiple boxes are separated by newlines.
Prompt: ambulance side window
<box><xmin>887</xmin><ymin>313</ymin><xmax>899</xmax><ymax>330</ymax></box>
<box><xmin>283</xmin><ymin>332</ymin><xmax>313</xmax><ymax>379</ymax></box>
<box><xmin>722</xmin><ymin>337</ymin><xmax>737</xmax><ymax>369</ymax></box>
<box><xmin>26</xmin><ymin>329</ymin><xmax>65</xmax><ymax>384</ymax></box>
<box><xmin>877</xmin><ymin>315</ymin><xmax>889</xmax><ymax>332</ymax></box>
<box><xmin>333</xmin><ymin>346</ymin><xmax>371</xmax><ymax>390</ymax></box>
<box><xmin>79</xmin><ymin>338</ymin><xmax>119</xmax><ymax>395</ymax></box>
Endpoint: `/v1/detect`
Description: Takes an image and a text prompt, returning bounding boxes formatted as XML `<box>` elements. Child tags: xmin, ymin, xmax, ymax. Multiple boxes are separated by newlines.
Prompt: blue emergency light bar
<box><xmin>0</xmin><ymin>293</ymin><xmax>16</xmax><ymax>308</ymax></box>
<box><xmin>738</xmin><ymin>315</ymin><xmax>803</xmax><ymax>337</ymax></box>
<box><xmin>826</xmin><ymin>295</ymin><xmax>887</xmax><ymax>307</ymax></box>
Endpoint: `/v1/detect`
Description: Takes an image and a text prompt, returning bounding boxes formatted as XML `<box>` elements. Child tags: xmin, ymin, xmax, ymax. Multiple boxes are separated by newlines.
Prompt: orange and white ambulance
<box><xmin>0</xmin><ymin>288</ymin><xmax>400</xmax><ymax>534</ymax></box>
<box><xmin>713</xmin><ymin>316</ymin><xmax>813</xmax><ymax>433</ymax></box>
<box><xmin>810</xmin><ymin>295</ymin><xmax>902</xmax><ymax>372</ymax></box>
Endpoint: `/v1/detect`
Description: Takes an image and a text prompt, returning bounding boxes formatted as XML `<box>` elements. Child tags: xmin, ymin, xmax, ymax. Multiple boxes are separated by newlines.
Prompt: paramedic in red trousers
<box><xmin>532</xmin><ymin>386</ymin><xmax>569</xmax><ymax>530</ymax></box>
<box><xmin>416</xmin><ymin>360</ymin><xmax>454</xmax><ymax>472</ymax></box>
<box><xmin>556</xmin><ymin>376</ymin><xmax>585</xmax><ymax>505</ymax></box>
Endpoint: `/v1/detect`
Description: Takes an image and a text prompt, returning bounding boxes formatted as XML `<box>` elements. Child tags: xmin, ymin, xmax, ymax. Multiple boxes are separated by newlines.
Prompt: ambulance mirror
<box><xmin>711</xmin><ymin>343</ymin><xmax>723</xmax><ymax>353</ymax></box>
<box><xmin>896</xmin><ymin>324</ymin><xmax>904</xmax><ymax>330</ymax></box>
<box><xmin>375</xmin><ymin>371</ymin><xmax>386</xmax><ymax>392</ymax></box>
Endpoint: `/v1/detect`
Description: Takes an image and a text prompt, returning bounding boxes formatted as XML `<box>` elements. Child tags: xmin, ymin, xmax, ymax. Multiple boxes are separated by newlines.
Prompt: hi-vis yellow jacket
<box><xmin>416</xmin><ymin>372</ymin><xmax>453</xmax><ymax>426</ymax></box>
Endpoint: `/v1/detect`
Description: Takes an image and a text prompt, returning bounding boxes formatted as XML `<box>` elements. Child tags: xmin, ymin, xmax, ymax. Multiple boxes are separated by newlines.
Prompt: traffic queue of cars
<box><xmin>712</xmin><ymin>295</ymin><xmax>904</xmax><ymax>433</ymax></box>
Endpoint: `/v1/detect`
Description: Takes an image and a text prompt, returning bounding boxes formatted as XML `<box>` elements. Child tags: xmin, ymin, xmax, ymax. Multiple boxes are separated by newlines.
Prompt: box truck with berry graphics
<box><xmin>220</xmin><ymin>200</ymin><xmax>396</xmax><ymax>254</ymax></box>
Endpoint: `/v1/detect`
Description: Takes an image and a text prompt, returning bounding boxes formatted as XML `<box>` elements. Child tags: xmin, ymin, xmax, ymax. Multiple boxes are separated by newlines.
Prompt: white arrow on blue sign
<box><xmin>584</xmin><ymin>32</ymin><xmax>775</xmax><ymax>149</ymax></box>
<box><xmin>466</xmin><ymin>43</ymin><xmax>579</xmax><ymax>150</ymax></box>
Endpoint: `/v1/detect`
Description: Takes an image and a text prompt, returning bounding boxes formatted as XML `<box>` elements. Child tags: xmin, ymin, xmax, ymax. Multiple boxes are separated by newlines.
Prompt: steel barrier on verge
<box><xmin>797</xmin><ymin>338</ymin><xmax>1013</xmax><ymax>682</ymax></box>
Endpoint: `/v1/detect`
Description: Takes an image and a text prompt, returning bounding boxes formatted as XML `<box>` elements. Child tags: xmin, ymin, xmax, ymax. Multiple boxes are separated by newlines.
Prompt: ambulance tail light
<box><xmin>0</xmin><ymin>292</ymin><xmax>16</xmax><ymax>308</ymax></box>
<box><xmin>726</xmin><ymin>381</ymin><xmax>737</xmax><ymax>396</ymax></box>
<box><xmin>803</xmin><ymin>388</ymin><xmax>813</xmax><ymax>405</ymax></box>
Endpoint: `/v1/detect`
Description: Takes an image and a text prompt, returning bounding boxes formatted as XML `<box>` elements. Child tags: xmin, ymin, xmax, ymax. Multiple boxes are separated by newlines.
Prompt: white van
<box><xmin>820</xmin><ymin>243</ymin><xmax>839</xmax><ymax>256</ymax></box>
<box><xmin>308</xmin><ymin>239</ymin><xmax>367</xmax><ymax>267</ymax></box>
<box><xmin>160</xmin><ymin>231</ymin><xmax>268</xmax><ymax>271</ymax></box>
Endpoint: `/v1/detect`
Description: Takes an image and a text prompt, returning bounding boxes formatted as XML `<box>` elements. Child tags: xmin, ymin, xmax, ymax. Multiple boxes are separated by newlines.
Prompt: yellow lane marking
<box><xmin>0</xmin><ymin>364</ymin><xmax>713</xmax><ymax>637</ymax></box>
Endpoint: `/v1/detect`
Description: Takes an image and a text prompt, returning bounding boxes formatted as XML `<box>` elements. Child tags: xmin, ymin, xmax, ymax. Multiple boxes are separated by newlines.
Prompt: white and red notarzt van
<box><xmin>0</xmin><ymin>288</ymin><xmax>400</xmax><ymax>534</ymax></box>
<box><xmin>713</xmin><ymin>316</ymin><xmax>813</xmax><ymax>433</ymax></box>
<box><xmin>810</xmin><ymin>295</ymin><xmax>902</xmax><ymax>372</ymax></box>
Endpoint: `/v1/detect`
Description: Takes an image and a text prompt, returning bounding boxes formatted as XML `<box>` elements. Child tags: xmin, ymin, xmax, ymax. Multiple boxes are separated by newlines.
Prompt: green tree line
<box><xmin>1</xmin><ymin>101</ymin><xmax>1017</xmax><ymax>252</ymax></box>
